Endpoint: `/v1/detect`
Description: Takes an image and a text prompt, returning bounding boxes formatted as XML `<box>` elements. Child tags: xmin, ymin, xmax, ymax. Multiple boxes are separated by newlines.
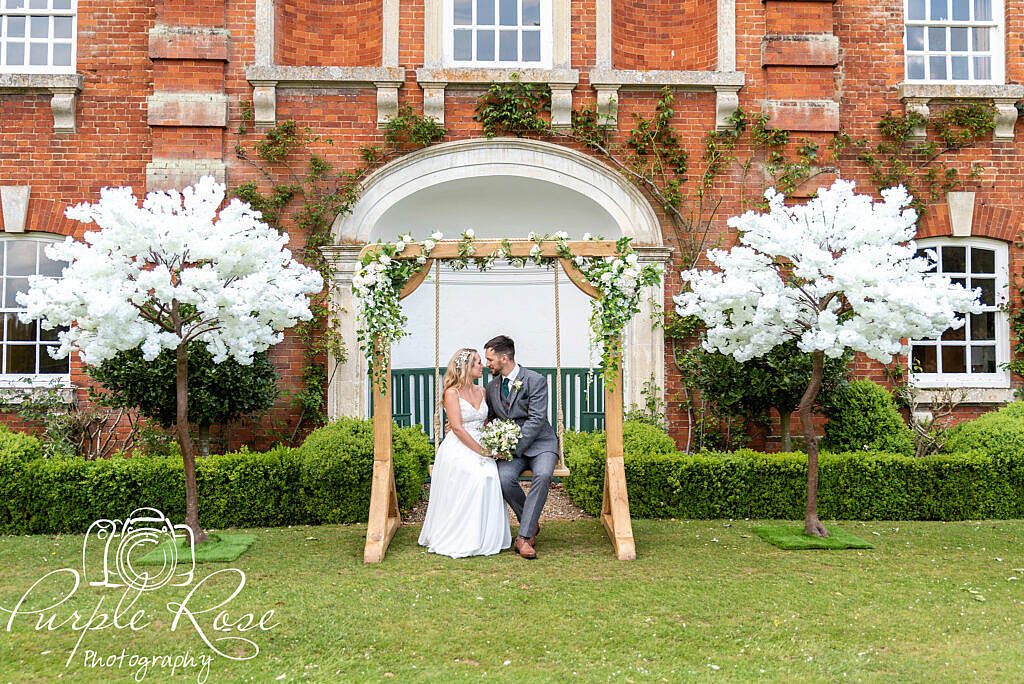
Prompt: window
<box><xmin>0</xmin><ymin>237</ymin><xmax>68</xmax><ymax>380</ymax></box>
<box><xmin>909</xmin><ymin>239</ymin><xmax>1009</xmax><ymax>387</ymax></box>
<box><xmin>904</xmin><ymin>0</ymin><xmax>1003</xmax><ymax>83</ymax></box>
<box><xmin>444</xmin><ymin>0</ymin><xmax>551</xmax><ymax>68</ymax></box>
<box><xmin>0</xmin><ymin>0</ymin><xmax>75</xmax><ymax>74</ymax></box>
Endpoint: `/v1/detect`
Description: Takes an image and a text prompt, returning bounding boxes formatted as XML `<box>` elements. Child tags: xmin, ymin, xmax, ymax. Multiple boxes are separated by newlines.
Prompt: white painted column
<box><xmin>717</xmin><ymin>0</ymin><xmax>736</xmax><ymax>72</ymax></box>
<box><xmin>322</xmin><ymin>245</ymin><xmax>369</xmax><ymax>420</ymax></box>
<box><xmin>255</xmin><ymin>0</ymin><xmax>275</xmax><ymax>66</ymax></box>
<box><xmin>623</xmin><ymin>246</ymin><xmax>672</xmax><ymax>415</ymax></box>
<box><xmin>383</xmin><ymin>0</ymin><xmax>399</xmax><ymax>68</ymax></box>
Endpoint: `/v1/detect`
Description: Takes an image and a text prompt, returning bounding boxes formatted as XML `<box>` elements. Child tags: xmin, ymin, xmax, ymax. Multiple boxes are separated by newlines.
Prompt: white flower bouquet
<box><xmin>480</xmin><ymin>419</ymin><xmax>521</xmax><ymax>460</ymax></box>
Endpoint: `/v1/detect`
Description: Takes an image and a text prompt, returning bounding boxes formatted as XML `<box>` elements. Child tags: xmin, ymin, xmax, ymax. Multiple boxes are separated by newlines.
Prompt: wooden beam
<box><xmin>364</xmin><ymin>343</ymin><xmax>401</xmax><ymax>563</ymax></box>
<box><xmin>359</xmin><ymin>239</ymin><xmax>621</xmax><ymax>260</ymax></box>
<box><xmin>559</xmin><ymin>258</ymin><xmax>601</xmax><ymax>300</ymax></box>
<box><xmin>399</xmin><ymin>258</ymin><xmax>433</xmax><ymax>300</ymax></box>
<box><xmin>601</xmin><ymin>340</ymin><xmax>636</xmax><ymax>560</ymax></box>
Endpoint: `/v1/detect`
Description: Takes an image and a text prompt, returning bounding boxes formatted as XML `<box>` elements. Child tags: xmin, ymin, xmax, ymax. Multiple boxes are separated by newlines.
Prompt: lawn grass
<box><xmin>753</xmin><ymin>524</ymin><xmax>874</xmax><ymax>550</ymax></box>
<box><xmin>136</xmin><ymin>532</ymin><xmax>257</xmax><ymax>564</ymax></box>
<box><xmin>1</xmin><ymin>518</ymin><xmax>1023</xmax><ymax>682</ymax></box>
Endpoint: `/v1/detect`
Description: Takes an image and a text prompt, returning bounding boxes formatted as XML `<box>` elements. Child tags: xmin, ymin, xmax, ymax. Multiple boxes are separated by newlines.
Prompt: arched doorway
<box><xmin>323</xmin><ymin>137</ymin><xmax>670</xmax><ymax>421</ymax></box>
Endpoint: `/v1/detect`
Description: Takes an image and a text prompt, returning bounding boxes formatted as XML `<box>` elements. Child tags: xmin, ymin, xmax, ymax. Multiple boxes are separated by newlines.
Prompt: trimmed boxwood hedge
<box><xmin>0</xmin><ymin>418</ymin><xmax>430</xmax><ymax>535</ymax></box>
<box><xmin>944</xmin><ymin>401</ymin><xmax>1024</xmax><ymax>456</ymax></box>
<box><xmin>564</xmin><ymin>421</ymin><xmax>1024</xmax><ymax>521</ymax></box>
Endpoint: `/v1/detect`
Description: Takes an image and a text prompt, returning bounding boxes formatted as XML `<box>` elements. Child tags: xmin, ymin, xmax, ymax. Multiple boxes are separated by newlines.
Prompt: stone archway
<box><xmin>322</xmin><ymin>137</ymin><xmax>670</xmax><ymax>419</ymax></box>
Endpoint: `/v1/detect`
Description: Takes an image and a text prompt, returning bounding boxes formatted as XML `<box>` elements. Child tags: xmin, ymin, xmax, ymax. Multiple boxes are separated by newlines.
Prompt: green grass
<box><xmin>136</xmin><ymin>533</ymin><xmax>257</xmax><ymax>564</ymax></box>
<box><xmin>2</xmin><ymin>519</ymin><xmax>1024</xmax><ymax>682</ymax></box>
<box><xmin>753</xmin><ymin>524</ymin><xmax>874</xmax><ymax>550</ymax></box>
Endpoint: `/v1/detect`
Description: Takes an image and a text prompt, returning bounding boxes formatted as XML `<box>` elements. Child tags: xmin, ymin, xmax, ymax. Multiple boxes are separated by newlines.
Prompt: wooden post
<box><xmin>601</xmin><ymin>340</ymin><xmax>636</xmax><ymax>560</ymax></box>
<box><xmin>364</xmin><ymin>342</ymin><xmax>402</xmax><ymax>564</ymax></box>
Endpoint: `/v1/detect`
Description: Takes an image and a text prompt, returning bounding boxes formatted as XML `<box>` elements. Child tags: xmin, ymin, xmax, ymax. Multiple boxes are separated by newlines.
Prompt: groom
<box><xmin>484</xmin><ymin>335</ymin><xmax>559</xmax><ymax>560</ymax></box>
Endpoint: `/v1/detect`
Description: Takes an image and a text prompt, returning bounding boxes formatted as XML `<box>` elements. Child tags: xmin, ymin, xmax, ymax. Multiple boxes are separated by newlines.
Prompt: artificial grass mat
<box><xmin>135</xmin><ymin>532</ymin><xmax>257</xmax><ymax>564</ymax></box>
<box><xmin>753</xmin><ymin>524</ymin><xmax>874</xmax><ymax>550</ymax></box>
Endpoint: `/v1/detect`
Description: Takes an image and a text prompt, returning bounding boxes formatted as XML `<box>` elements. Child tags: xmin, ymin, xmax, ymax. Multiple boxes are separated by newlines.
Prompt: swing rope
<box><xmin>433</xmin><ymin>258</ymin><xmax>441</xmax><ymax>454</ymax></box>
<box><xmin>554</xmin><ymin>262</ymin><xmax>566</xmax><ymax>472</ymax></box>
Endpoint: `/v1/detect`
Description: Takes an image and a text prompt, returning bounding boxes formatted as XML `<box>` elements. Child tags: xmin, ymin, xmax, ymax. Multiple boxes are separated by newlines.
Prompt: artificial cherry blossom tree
<box><xmin>18</xmin><ymin>176</ymin><xmax>323</xmax><ymax>544</ymax></box>
<box><xmin>675</xmin><ymin>180</ymin><xmax>981</xmax><ymax>537</ymax></box>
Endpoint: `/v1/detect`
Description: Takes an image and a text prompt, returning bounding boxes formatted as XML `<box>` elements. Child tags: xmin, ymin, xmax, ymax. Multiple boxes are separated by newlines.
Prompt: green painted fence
<box><xmin>370</xmin><ymin>367</ymin><xmax>605</xmax><ymax>442</ymax></box>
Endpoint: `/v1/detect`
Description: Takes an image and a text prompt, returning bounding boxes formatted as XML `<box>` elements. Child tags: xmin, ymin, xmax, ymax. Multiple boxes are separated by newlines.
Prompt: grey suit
<box><xmin>487</xmin><ymin>366</ymin><xmax>559</xmax><ymax>539</ymax></box>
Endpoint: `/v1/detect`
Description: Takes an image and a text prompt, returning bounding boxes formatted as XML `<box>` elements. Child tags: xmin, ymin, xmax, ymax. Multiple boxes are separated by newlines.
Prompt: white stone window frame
<box><xmin>909</xmin><ymin>237</ymin><xmax>1010</xmax><ymax>389</ymax></box>
<box><xmin>443</xmin><ymin>0</ymin><xmax>552</xmax><ymax>69</ymax></box>
<box><xmin>0</xmin><ymin>0</ymin><xmax>77</xmax><ymax>75</ymax></box>
<box><xmin>0</xmin><ymin>233</ymin><xmax>70</xmax><ymax>388</ymax></box>
<box><xmin>903</xmin><ymin>0</ymin><xmax>1004</xmax><ymax>85</ymax></box>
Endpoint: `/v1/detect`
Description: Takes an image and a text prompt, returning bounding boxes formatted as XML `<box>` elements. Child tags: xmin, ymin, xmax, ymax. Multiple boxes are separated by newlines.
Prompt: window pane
<box><xmin>941</xmin><ymin>324</ymin><xmax>966</xmax><ymax>340</ymax></box>
<box><xmin>971</xmin><ymin>247</ymin><xmax>995</xmax><ymax>273</ymax></box>
<box><xmin>950</xmin><ymin>27</ymin><xmax>968</xmax><ymax>51</ymax></box>
<box><xmin>928</xmin><ymin>26</ymin><xmax>946</xmax><ymax>51</ymax></box>
<box><xmin>54</xmin><ymin>16</ymin><xmax>72</xmax><ymax>39</ymax></box>
<box><xmin>970</xmin><ymin>312</ymin><xmax>995</xmax><ymax>339</ymax></box>
<box><xmin>38</xmin><ymin>346</ymin><xmax>67</xmax><ymax>374</ymax></box>
<box><xmin>7</xmin><ymin>16</ymin><xmax>25</xmax><ymax>38</ymax></box>
<box><xmin>499</xmin><ymin>0</ymin><xmax>516</xmax><ymax>25</ymax></box>
<box><xmin>974</xmin><ymin>0</ymin><xmax>991</xmax><ymax>21</ymax></box>
<box><xmin>907</xmin><ymin>25</ymin><xmax>924</xmax><ymax>50</ymax></box>
<box><xmin>6</xmin><ymin>345</ymin><xmax>34</xmax><ymax>374</ymax></box>
<box><xmin>951</xmin><ymin>56</ymin><xmax>969</xmax><ymax>79</ymax></box>
<box><xmin>476</xmin><ymin>0</ymin><xmax>495</xmax><ymax>25</ymax></box>
<box><xmin>973</xmin><ymin>278</ymin><xmax>995</xmax><ymax>306</ymax></box>
<box><xmin>28</xmin><ymin>0</ymin><xmax>46</xmax><ymax>8</ymax></box>
<box><xmin>929</xmin><ymin>55</ymin><xmax>947</xmax><ymax>80</ymax></box>
<box><xmin>4</xmin><ymin>278</ymin><xmax>28</xmax><ymax>307</ymax></box>
<box><xmin>974</xmin><ymin>55</ymin><xmax>991</xmax><ymax>80</ymax></box>
<box><xmin>454</xmin><ymin>0</ymin><xmax>471</xmax><ymax>25</ymax></box>
<box><xmin>940</xmin><ymin>246</ymin><xmax>965</xmax><ymax>273</ymax></box>
<box><xmin>477</xmin><ymin>29</ymin><xmax>494</xmax><ymax>60</ymax></box>
<box><xmin>952</xmin><ymin>0</ymin><xmax>970</xmax><ymax>19</ymax></box>
<box><xmin>6</xmin><ymin>0</ymin><xmax>26</xmax><ymax>9</ymax></box>
<box><xmin>970</xmin><ymin>345</ymin><xmax>996</xmax><ymax>373</ymax></box>
<box><xmin>53</xmin><ymin>43</ymin><xmax>71</xmax><ymax>66</ymax></box>
<box><xmin>912</xmin><ymin>344</ymin><xmax>937</xmax><ymax>373</ymax></box>
<box><xmin>30</xmin><ymin>15</ymin><xmax>48</xmax><ymax>39</ymax></box>
<box><xmin>941</xmin><ymin>345</ymin><xmax>966</xmax><ymax>373</ymax></box>
<box><xmin>908</xmin><ymin>55</ymin><xmax>926</xmax><ymax>79</ymax></box>
<box><xmin>522</xmin><ymin>30</ymin><xmax>540</xmax><ymax>61</ymax></box>
<box><xmin>53</xmin><ymin>0</ymin><xmax>72</xmax><ymax>8</ymax></box>
<box><xmin>972</xmin><ymin>27</ymin><xmax>990</xmax><ymax>51</ymax></box>
<box><xmin>5</xmin><ymin>42</ymin><xmax>25</xmax><ymax>66</ymax></box>
<box><xmin>29</xmin><ymin>42</ymin><xmax>47</xmax><ymax>65</ymax></box>
<box><xmin>522</xmin><ymin>0</ymin><xmax>540</xmax><ymax>26</ymax></box>
<box><xmin>499</xmin><ymin>29</ymin><xmax>516</xmax><ymax>60</ymax></box>
<box><xmin>39</xmin><ymin>323</ymin><xmax>60</xmax><ymax>342</ymax></box>
<box><xmin>5</xmin><ymin>314</ymin><xmax>34</xmax><ymax>342</ymax></box>
<box><xmin>908</xmin><ymin>0</ymin><xmax>927</xmax><ymax>19</ymax></box>
<box><xmin>453</xmin><ymin>29</ymin><xmax>472</xmax><ymax>60</ymax></box>
<box><xmin>5</xmin><ymin>241</ymin><xmax>36</xmax><ymax>277</ymax></box>
<box><xmin>930</xmin><ymin>0</ymin><xmax>948</xmax><ymax>20</ymax></box>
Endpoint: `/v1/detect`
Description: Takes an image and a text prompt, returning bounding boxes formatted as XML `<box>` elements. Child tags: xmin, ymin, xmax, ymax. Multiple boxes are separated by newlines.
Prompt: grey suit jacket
<box><xmin>486</xmin><ymin>366</ymin><xmax>559</xmax><ymax>459</ymax></box>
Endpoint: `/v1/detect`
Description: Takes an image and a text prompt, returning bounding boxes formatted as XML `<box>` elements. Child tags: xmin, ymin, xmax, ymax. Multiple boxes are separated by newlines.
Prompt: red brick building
<box><xmin>0</xmin><ymin>0</ymin><xmax>1020</xmax><ymax>450</ymax></box>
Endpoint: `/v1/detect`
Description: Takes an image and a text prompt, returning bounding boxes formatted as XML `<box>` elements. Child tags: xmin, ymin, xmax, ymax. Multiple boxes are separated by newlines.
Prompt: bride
<box><xmin>418</xmin><ymin>348</ymin><xmax>512</xmax><ymax>558</ymax></box>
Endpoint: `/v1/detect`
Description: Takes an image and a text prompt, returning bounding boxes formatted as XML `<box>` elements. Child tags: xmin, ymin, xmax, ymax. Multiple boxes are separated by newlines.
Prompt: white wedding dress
<box><xmin>418</xmin><ymin>395</ymin><xmax>512</xmax><ymax>558</ymax></box>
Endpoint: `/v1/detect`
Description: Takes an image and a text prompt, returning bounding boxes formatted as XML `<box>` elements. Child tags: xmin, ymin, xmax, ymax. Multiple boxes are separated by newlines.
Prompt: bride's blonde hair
<box><xmin>441</xmin><ymin>348</ymin><xmax>478</xmax><ymax>397</ymax></box>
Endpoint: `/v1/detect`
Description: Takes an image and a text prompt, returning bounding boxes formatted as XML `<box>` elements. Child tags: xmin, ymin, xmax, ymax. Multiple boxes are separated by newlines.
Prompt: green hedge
<box><xmin>821</xmin><ymin>379</ymin><xmax>914</xmax><ymax>456</ymax></box>
<box><xmin>945</xmin><ymin>401</ymin><xmax>1024</xmax><ymax>456</ymax></box>
<box><xmin>564</xmin><ymin>422</ymin><xmax>1024</xmax><ymax>521</ymax></box>
<box><xmin>0</xmin><ymin>418</ymin><xmax>430</xmax><ymax>535</ymax></box>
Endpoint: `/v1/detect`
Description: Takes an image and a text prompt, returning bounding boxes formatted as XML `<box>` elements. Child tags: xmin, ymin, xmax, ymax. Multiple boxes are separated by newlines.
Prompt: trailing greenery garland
<box><xmin>352</xmin><ymin>232</ymin><xmax>663</xmax><ymax>392</ymax></box>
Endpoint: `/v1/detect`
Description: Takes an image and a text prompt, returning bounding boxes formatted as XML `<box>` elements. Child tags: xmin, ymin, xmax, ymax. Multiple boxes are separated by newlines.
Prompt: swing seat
<box><xmin>428</xmin><ymin>463</ymin><xmax>571</xmax><ymax>477</ymax></box>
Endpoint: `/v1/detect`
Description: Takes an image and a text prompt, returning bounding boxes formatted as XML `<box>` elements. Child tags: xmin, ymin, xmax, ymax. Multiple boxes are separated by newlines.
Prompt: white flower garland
<box><xmin>353</xmin><ymin>232</ymin><xmax>663</xmax><ymax>391</ymax></box>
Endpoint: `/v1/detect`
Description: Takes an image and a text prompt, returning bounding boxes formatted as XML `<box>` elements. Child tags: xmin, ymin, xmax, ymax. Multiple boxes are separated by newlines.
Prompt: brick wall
<box><xmin>2</xmin><ymin>0</ymin><xmax>1022</xmax><ymax>453</ymax></box>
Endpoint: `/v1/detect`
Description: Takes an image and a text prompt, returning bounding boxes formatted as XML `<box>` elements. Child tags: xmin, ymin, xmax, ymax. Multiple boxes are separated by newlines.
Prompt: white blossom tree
<box><xmin>18</xmin><ymin>176</ymin><xmax>323</xmax><ymax>544</ymax></box>
<box><xmin>675</xmin><ymin>180</ymin><xmax>981</xmax><ymax>537</ymax></box>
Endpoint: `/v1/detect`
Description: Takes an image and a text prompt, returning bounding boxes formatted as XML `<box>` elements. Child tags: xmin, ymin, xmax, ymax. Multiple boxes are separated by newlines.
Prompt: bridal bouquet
<box><xmin>480</xmin><ymin>419</ymin><xmax>521</xmax><ymax>460</ymax></box>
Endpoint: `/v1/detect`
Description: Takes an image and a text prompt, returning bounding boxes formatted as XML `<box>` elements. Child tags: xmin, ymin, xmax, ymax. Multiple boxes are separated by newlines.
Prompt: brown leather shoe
<box><xmin>514</xmin><ymin>536</ymin><xmax>537</xmax><ymax>559</ymax></box>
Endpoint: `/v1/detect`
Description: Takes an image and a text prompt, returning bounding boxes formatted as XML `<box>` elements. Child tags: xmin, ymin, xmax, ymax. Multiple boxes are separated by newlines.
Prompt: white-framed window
<box><xmin>909</xmin><ymin>238</ymin><xmax>1010</xmax><ymax>388</ymax></box>
<box><xmin>0</xmin><ymin>235</ymin><xmax>69</xmax><ymax>381</ymax></box>
<box><xmin>0</xmin><ymin>0</ymin><xmax>76</xmax><ymax>74</ymax></box>
<box><xmin>444</xmin><ymin>0</ymin><xmax>552</xmax><ymax>68</ymax></box>
<box><xmin>904</xmin><ymin>0</ymin><xmax>1004</xmax><ymax>83</ymax></box>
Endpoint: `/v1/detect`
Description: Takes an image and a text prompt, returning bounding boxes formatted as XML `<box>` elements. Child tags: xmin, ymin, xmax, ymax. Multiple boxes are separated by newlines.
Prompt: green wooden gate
<box><xmin>370</xmin><ymin>367</ymin><xmax>605</xmax><ymax>442</ymax></box>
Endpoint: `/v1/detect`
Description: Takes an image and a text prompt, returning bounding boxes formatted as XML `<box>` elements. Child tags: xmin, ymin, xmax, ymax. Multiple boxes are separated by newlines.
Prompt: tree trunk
<box><xmin>177</xmin><ymin>343</ymin><xmax>211</xmax><ymax>546</ymax></box>
<box><xmin>779</xmin><ymin>411</ymin><xmax>792</xmax><ymax>452</ymax></box>
<box><xmin>198</xmin><ymin>423</ymin><xmax>210</xmax><ymax>458</ymax></box>
<box><xmin>799</xmin><ymin>350</ymin><xmax>828</xmax><ymax>538</ymax></box>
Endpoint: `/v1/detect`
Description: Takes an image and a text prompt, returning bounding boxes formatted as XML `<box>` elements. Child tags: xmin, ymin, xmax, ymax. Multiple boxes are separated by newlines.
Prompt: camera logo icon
<box><xmin>82</xmin><ymin>507</ymin><xmax>196</xmax><ymax>591</ymax></box>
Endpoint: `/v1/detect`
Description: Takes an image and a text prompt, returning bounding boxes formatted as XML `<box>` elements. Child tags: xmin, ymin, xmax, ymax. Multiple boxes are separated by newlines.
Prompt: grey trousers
<box><xmin>496</xmin><ymin>451</ymin><xmax>558</xmax><ymax>539</ymax></box>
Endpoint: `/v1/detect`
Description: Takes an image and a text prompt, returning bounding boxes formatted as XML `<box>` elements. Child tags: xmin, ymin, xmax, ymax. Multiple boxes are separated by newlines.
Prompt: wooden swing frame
<box><xmin>359</xmin><ymin>239</ymin><xmax>636</xmax><ymax>563</ymax></box>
